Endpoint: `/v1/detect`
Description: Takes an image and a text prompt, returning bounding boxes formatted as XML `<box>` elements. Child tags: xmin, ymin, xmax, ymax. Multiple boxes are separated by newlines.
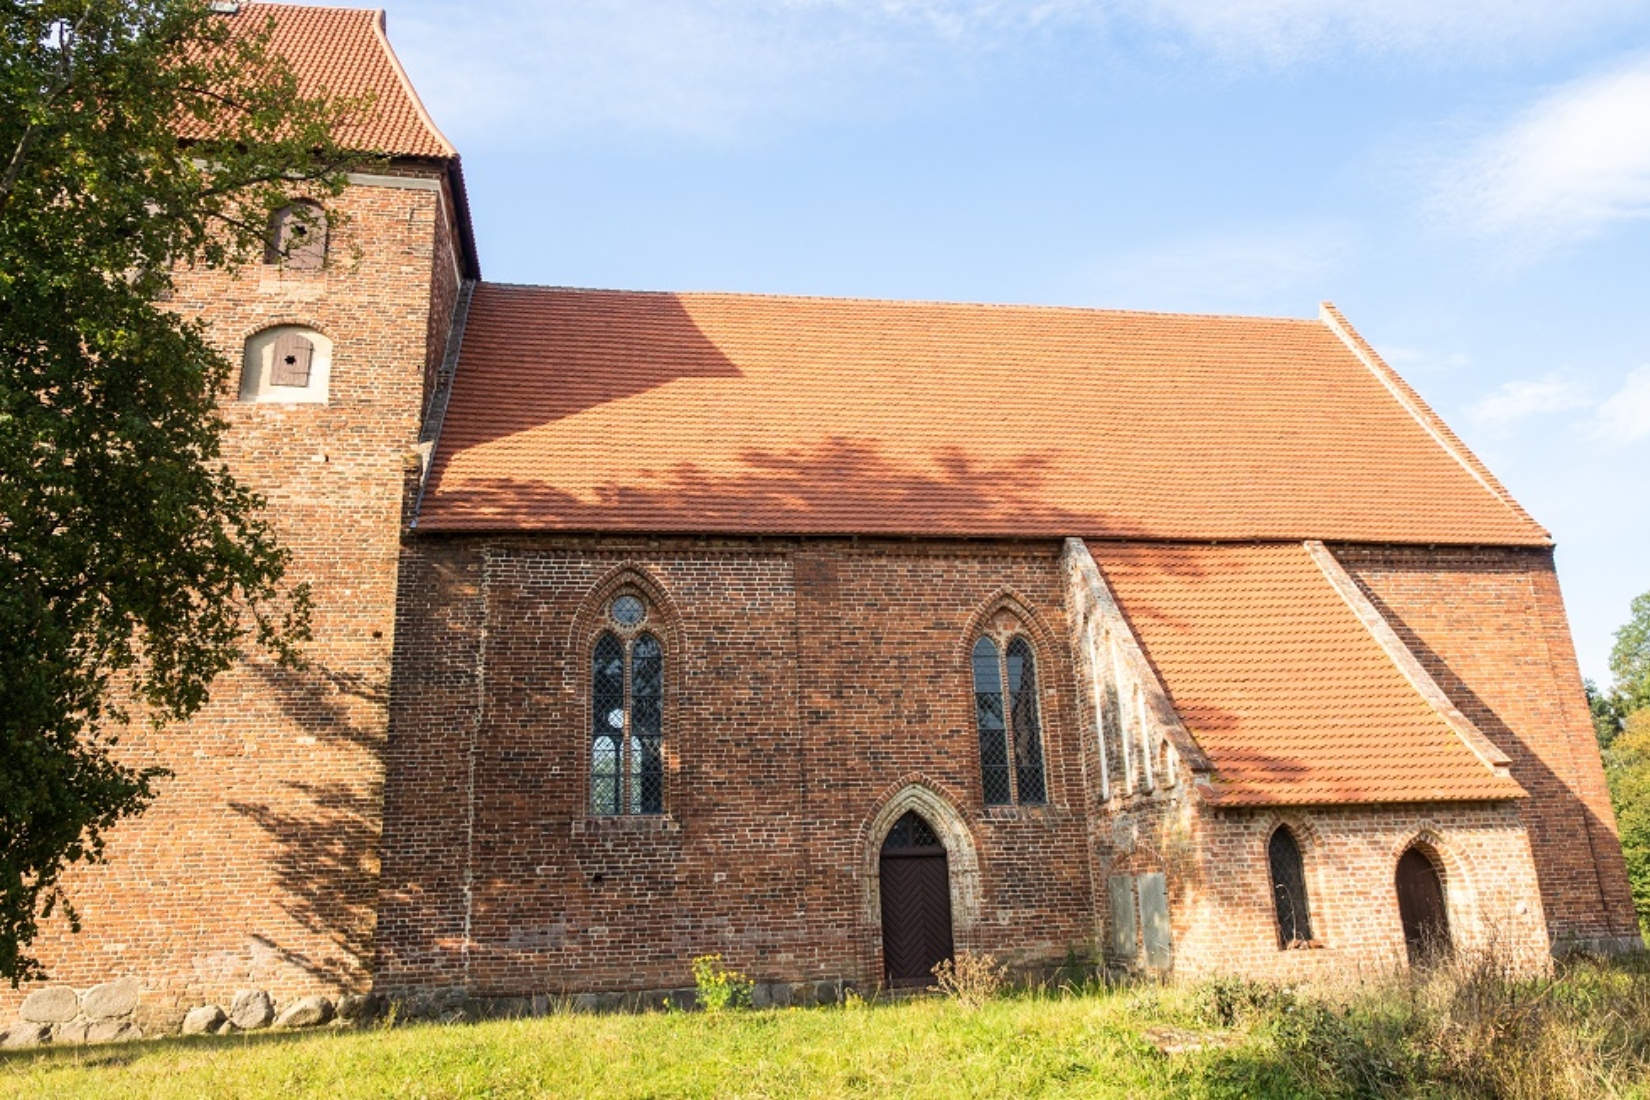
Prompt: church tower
<box><xmin>0</xmin><ymin>3</ymin><xmax>477</xmax><ymax>1030</ymax></box>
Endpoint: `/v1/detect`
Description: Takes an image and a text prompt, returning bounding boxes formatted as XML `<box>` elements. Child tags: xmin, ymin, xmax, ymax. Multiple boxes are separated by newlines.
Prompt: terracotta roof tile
<box><xmin>215</xmin><ymin>3</ymin><xmax>453</xmax><ymax>159</ymax></box>
<box><xmin>419</xmin><ymin>285</ymin><xmax>1547</xmax><ymax>545</ymax></box>
<box><xmin>1090</xmin><ymin>541</ymin><xmax>1526</xmax><ymax>806</ymax></box>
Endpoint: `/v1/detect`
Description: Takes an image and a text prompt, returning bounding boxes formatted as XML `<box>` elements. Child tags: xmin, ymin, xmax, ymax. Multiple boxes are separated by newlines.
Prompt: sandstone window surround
<box><xmin>590</xmin><ymin>593</ymin><xmax>664</xmax><ymax>816</ymax></box>
<box><xmin>970</xmin><ymin>630</ymin><xmax>1048</xmax><ymax>807</ymax></box>
<box><xmin>239</xmin><ymin>325</ymin><xmax>332</xmax><ymax>404</ymax></box>
<box><xmin>264</xmin><ymin>201</ymin><xmax>328</xmax><ymax>270</ymax></box>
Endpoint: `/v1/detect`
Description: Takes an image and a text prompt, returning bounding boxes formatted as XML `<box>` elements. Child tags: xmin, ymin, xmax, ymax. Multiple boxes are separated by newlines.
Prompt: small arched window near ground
<box><xmin>589</xmin><ymin>593</ymin><xmax>664</xmax><ymax>816</ymax></box>
<box><xmin>239</xmin><ymin>325</ymin><xmax>332</xmax><ymax>404</ymax></box>
<box><xmin>971</xmin><ymin>631</ymin><xmax>1048</xmax><ymax>806</ymax></box>
<box><xmin>1268</xmin><ymin>826</ymin><xmax>1313</xmax><ymax>947</ymax></box>
<box><xmin>1396</xmin><ymin>846</ymin><xmax>1451</xmax><ymax>966</ymax></box>
<box><xmin>265</xmin><ymin>201</ymin><xmax>328</xmax><ymax>269</ymax></box>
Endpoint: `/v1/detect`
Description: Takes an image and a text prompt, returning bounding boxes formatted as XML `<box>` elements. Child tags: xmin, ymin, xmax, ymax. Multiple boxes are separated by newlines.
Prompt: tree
<box><xmin>1611</xmin><ymin>592</ymin><xmax>1650</xmax><ymax>715</ymax></box>
<box><xmin>1</xmin><ymin>0</ymin><xmax>360</xmax><ymax>984</ymax></box>
<box><xmin>1599</xmin><ymin>590</ymin><xmax>1650</xmax><ymax>937</ymax></box>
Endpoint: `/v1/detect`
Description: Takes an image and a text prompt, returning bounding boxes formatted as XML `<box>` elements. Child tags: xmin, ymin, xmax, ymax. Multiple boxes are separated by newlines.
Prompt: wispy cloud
<box><xmin>384</xmin><ymin>0</ymin><xmax>1645</xmax><ymax>140</ymax></box>
<box><xmin>1079</xmin><ymin>225</ymin><xmax>1353</xmax><ymax>313</ymax></box>
<box><xmin>1468</xmin><ymin>376</ymin><xmax>1592</xmax><ymax>429</ymax></box>
<box><xmin>1430</xmin><ymin>55</ymin><xmax>1650</xmax><ymax>257</ymax></box>
<box><xmin>1591</xmin><ymin>365</ymin><xmax>1650</xmax><ymax>444</ymax></box>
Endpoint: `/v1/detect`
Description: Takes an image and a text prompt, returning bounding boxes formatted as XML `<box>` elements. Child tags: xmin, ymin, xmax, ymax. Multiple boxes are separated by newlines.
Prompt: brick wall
<box><xmin>1336</xmin><ymin>544</ymin><xmax>1641</xmax><ymax>950</ymax></box>
<box><xmin>378</xmin><ymin>536</ymin><xmax>1098</xmax><ymax>996</ymax></box>
<box><xmin>1167</xmin><ymin>801</ymin><xmax>1550</xmax><ymax>980</ymax></box>
<box><xmin>0</xmin><ymin>169</ymin><xmax>453</xmax><ymax>1024</ymax></box>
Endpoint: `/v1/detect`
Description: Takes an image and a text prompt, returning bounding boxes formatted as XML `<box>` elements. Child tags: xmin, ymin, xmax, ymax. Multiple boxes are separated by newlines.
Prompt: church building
<box><xmin>3</xmin><ymin>2</ymin><xmax>1641</xmax><ymax>1032</ymax></box>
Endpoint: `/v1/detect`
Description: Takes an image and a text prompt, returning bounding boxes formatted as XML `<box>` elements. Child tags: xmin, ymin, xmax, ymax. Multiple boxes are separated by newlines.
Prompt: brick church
<box><xmin>4</xmin><ymin>3</ymin><xmax>1642</xmax><ymax>1028</ymax></box>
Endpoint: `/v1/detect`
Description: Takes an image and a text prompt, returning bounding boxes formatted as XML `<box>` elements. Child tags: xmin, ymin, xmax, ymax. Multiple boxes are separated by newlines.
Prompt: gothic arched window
<box><xmin>590</xmin><ymin>593</ymin><xmax>664</xmax><ymax>815</ymax></box>
<box><xmin>1268</xmin><ymin>826</ymin><xmax>1313</xmax><ymax>947</ymax></box>
<box><xmin>972</xmin><ymin>632</ymin><xmax>1048</xmax><ymax>806</ymax></box>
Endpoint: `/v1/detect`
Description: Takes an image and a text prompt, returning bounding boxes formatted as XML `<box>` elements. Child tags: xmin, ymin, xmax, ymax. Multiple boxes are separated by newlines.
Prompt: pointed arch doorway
<box><xmin>879</xmin><ymin>811</ymin><xmax>955</xmax><ymax>987</ymax></box>
<box><xmin>1396</xmin><ymin>847</ymin><xmax>1450</xmax><ymax>966</ymax></box>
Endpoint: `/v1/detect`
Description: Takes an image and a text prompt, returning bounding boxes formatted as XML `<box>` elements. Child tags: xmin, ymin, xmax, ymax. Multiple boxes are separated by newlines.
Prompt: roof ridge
<box><xmin>474</xmin><ymin>281</ymin><xmax>1325</xmax><ymax>324</ymax></box>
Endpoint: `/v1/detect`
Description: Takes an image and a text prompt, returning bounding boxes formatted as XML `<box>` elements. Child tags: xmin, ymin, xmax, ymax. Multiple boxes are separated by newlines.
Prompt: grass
<box><xmin>4</xmin><ymin>954</ymin><xmax>1649</xmax><ymax>1100</ymax></box>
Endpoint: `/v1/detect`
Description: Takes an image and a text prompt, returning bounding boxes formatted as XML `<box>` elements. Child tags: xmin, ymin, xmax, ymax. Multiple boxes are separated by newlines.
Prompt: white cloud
<box><xmin>1468</xmin><ymin>376</ymin><xmax>1592</xmax><ymax>429</ymax></box>
<box><xmin>1079</xmin><ymin>226</ymin><xmax>1353</xmax><ymax>314</ymax></box>
<box><xmin>1591</xmin><ymin>364</ymin><xmax>1650</xmax><ymax>443</ymax></box>
<box><xmin>1431</xmin><ymin>56</ymin><xmax>1650</xmax><ymax>255</ymax></box>
<box><xmin>381</xmin><ymin>0</ymin><xmax>1645</xmax><ymax>140</ymax></box>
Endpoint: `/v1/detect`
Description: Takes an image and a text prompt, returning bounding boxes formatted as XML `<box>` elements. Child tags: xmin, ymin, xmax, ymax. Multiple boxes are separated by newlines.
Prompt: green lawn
<box><xmin>5</xmin><ymin>959</ymin><xmax>1650</xmax><ymax>1100</ymax></box>
<box><xmin>0</xmin><ymin>991</ymin><xmax>1263</xmax><ymax>1100</ymax></box>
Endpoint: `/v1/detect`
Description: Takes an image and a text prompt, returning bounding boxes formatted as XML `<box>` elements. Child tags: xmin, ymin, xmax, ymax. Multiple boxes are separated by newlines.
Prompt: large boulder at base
<box><xmin>229</xmin><ymin>990</ymin><xmax>274</xmax><ymax>1031</ymax></box>
<box><xmin>54</xmin><ymin>1021</ymin><xmax>90</xmax><ymax>1045</ymax></box>
<box><xmin>3</xmin><ymin>1022</ymin><xmax>51</xmax><ymax>1049</ymax></box>
<box><xmin>86</xmin><ymin>1020</ymin><xmax>141</xmax><ymax>1044</ymax></box>
<box><xmin>19</xmin><ymin>986</ymin><xmax>79</xmax><ymax>1024</ymax></box>
<box><xmin>334</xmin><ymin>993</ymin><xmax>382</xmax><ymax>1023</ymax></box>
<box><xmin>82</xmin><ymin>978</ymin><xmax>141</xmax><ymax>1020</ymax></box>
<box><xmin>182</xmin><ymin>1005</ymin><xmax>227</xmax><ymax>1036</ymax></box>
<box><xmin>274</xmin><ymin>996</ymin><xmax>334</xmax><ymax>1029</ymax></box>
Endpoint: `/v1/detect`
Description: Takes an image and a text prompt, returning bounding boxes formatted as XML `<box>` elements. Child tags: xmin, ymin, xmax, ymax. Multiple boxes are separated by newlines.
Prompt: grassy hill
<box><xmin>3</xmin><ymin>954</ymin><xmax>1648</xmax><ymax>1099</ymax></box>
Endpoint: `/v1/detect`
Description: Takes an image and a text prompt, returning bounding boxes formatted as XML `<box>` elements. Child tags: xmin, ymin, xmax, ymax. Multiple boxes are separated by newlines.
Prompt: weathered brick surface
<box><xmin>379</xmin><ymin>536</ymin><xmax>1096</xmax><ymax>994</ymax></box>
<box><xmin>1101</xmin><ymin>794</ymin><xmax>1550</xmax><ymax>980</ymax></box>
<box><xmin>1336</xmin><ymin>544</ymin><xmax>1640</xmax><ymax>949</ymax></box>
<box><xmin>0</xmin><ymin>171</ymin><xmax>457</xmax><ymax>1019</ymax></box>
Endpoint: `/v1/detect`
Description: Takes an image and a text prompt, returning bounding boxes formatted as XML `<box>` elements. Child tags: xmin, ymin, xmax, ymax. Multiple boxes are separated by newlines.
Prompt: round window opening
<box><xmin>610</xmin><ymin>594</ymin><xmax>646</xmax><ymax>627</ymax></box>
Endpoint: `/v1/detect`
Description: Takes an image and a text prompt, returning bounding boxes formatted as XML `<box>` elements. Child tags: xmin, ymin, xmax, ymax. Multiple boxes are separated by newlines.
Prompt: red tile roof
<box><xmin>418</xmin><ymin>284</ymin><xmax>1547</xmax><ymax>545</ymax></box>
<box><xmin>216</xmin><ymin>3</ymin><xmax>453</xmax><ymax>159</ymax></box>
<box><xmin>1090</xmin><ymin>541</ymin><xmax>1526</xmax><ymax>806</ymax></box>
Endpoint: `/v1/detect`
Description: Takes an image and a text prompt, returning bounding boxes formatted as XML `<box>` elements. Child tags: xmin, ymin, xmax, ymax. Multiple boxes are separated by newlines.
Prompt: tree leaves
<box><xmin>0</xmin><ymin>0</ymin><xmax>353</xmax><ymax>983</ymax></box>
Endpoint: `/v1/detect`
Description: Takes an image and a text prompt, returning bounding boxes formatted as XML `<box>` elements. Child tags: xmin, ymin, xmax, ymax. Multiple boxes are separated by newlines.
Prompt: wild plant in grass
<box><xmin>692</xmin><ymin>954</ymin><xmax>753</xmax><ymax>1012</ymax></box>
<box><xmin>932</xmin><ymin>952</ymin><xmax>1009</xmax><ymax>1008</ymax></box>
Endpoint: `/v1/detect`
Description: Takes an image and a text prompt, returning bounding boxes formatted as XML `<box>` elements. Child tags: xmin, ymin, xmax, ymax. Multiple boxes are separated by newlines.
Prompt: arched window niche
<box><xmin>970</xmin><ymin>615</ymin><xmax>1048</xmax><ymax>807</ymax></box>
<box><xmin>1268</xmin><ymin>825</ymin><xmax>1315</xmax><ymax>948</ymax></box>
<box><xmin>240</xmin><ymin>325</ymin><xmax>332</xmax><ymax>404</ymax></box>
<box><xmin>589</xmin><ymin>590</ymin><xmax>665</xmax><ymax>816</ymax></box>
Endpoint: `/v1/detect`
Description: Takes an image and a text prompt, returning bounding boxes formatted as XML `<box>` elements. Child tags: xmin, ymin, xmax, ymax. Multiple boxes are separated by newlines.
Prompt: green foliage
<box><xmin>1612</xmin><ymin>592</ymin><xmax>1650</xmax><ymax>714</ymax></box>
<box><xmin>1587</xmin><ymin>678</ymin><xmax>1626</xmax><ymax>750</ymax></box>
<box><xmin>1607</xmin><ymin>710</ymin><xmax>1650</xmax><ymax>936</ymax></box>
<box><xmin>1600</xmin><ymin>590</ymin><xmax>1650</xmax><ymax>937</ymax></box>
<box><xmin>0</xmin><ymin>0</ymin><xmax>361</xmax><ymax>984</ymax></box>
<box><xmin>691</xmin><ymin>954</ymin><xmax>752</xmax><ymax>1012</ymax></box>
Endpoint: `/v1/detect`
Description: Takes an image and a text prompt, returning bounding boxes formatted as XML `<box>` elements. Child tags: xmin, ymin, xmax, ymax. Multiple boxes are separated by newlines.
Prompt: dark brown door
<box><xmin>879</xmin><ymin>811</ymin><xmax>954</xmax><ymax>987</ymax></box>
<box><xmin>1396</xmin><ymin>847</ymin><xmax>1450</xmax><ymax>966</ymax></box>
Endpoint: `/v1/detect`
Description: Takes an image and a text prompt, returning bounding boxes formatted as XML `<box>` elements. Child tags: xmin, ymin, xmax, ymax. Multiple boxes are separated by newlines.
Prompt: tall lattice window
<box><xmin>590</xmin><ymin>593</ymin><xmax>664</xmax><ymax>815</ymax></box>
<box><xmin>972</xmin><ymin>632</ymin><xmax>1048</xmax><ymax>806</ymax></box>
<box><xmin>1268</xmin><ymin>826</ymin><xmax>1313</xmax><ymax>947</ymax></box>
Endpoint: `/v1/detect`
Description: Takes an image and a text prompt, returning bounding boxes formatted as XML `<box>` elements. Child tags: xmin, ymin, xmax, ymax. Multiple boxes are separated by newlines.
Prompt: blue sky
<box><xmin>376</xmin><ymin>0</ymin><xmax>1649</xmax><ymax>683</ymax></box>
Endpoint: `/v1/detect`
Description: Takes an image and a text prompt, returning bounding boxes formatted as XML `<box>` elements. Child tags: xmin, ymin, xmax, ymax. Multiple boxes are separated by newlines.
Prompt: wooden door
<box><xmin>1396</xmin><ymin>847</ymin><xmax>1450</xmax><ymax>966</ymax></box>
<box><xmin>879</xmin><ymin>812</ymin><xmax>954</xmax><ymax>987</ymax></box>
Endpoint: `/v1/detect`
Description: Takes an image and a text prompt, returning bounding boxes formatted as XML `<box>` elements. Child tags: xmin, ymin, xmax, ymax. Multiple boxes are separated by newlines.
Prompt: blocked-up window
<box><xmin>239</xmin><ymin>325</ymin><xmax>332</xmax><ymax>403</ymax></box>
<box><xmin>265</xmin><ymin>201</ymin><xmax>328</xmax><ymax>269</ymax></box>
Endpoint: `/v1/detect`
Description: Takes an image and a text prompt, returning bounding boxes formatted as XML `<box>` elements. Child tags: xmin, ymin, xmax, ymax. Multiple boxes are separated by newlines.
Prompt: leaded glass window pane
<box><xmin>591</xmin><ymin>735</ymin><xmax>620</xmax><ymax>815</ymax></box>
<box><xmin>1269</xmin><ymin>827</ymin><xmax>1313</xmax><ymax>946</ymax></box>
<box><xmin>973</xmin><ymin>637</ymin><xmax>1011</xmax><ymax>806</ymax></box>
<box><xmin>1007</xmin><ymin>637</ymin><xmax>1047</xmax><ymax>804</ymax></box>
<box><xmin>630</xmin><ymin>634</ymin><xmax>664</xmax><ymax>814</ymax></box>
<box><xmin>883</xmin><ymin>811</ymin><xmax>941</xmax><ymax>850</ymax></box>
<box><xmin>591</xmin><ymin>633</ymin><xmax>625</xmax><ymax>815</ymax></box>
